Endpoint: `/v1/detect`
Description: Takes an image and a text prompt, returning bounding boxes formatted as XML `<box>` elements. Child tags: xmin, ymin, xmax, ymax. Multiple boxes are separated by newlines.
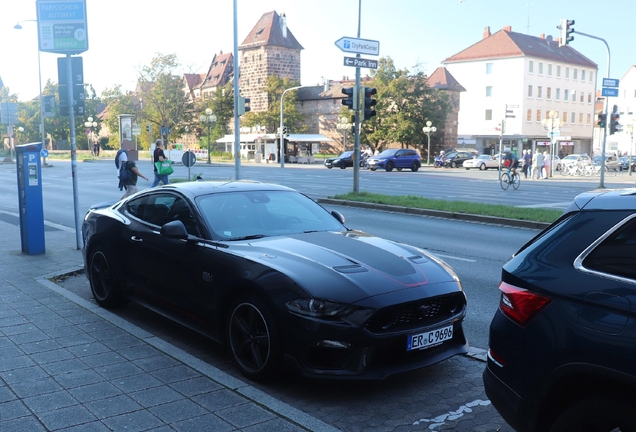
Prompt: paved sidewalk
<box><xmin>0</xmin><ymin>216</ymin><xmax>338</xmax><ymax>431</ymax></box>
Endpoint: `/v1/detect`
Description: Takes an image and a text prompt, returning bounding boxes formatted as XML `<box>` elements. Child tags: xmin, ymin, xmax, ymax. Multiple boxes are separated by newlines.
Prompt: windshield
<box><xmin>377</xmin><ymin>149</ymin><xmax>399</xmax><ymax>158</ymax></box>
<box><xmin>338</xmin><ymin>151</ymin><xmax>353</xmax><ymax>158</ymax></box>
<box><xmin>196</xmin><ymin>190</ymin><xmax>345</xmax><ymax>241</ymax></box>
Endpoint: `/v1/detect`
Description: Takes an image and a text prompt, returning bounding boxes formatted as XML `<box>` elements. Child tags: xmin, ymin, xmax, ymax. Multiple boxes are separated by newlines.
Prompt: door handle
<box><xmin>131</xmin><ymin>236</ymin><xmax>143</xmax><ymax>242</ymax></box>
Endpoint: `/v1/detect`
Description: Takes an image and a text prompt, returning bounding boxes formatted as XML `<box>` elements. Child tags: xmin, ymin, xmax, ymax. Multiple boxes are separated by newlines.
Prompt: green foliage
<box><xmin>242</xmin><ymin>76</ymin><xmax>307</xmax><ymax>134</ymax></box>
<box><xmin>332</xmin><ymin>192</ymin><xmax>562</xmax><ymax>224</ymax></box>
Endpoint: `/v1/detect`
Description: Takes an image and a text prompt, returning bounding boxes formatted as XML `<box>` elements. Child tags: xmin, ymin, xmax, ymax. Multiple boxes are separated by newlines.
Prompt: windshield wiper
<box><xmin>226</xmin><ymin>234</ymin><xmax>267</xmax><ymax>241</ymax></box>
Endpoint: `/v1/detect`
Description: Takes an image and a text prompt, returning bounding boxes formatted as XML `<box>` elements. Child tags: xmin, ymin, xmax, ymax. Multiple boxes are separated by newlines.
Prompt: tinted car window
<box><xmin>378</xmin><ymin>149</ymin><xmax>399</xmax><ymax>157</ymax></box>
<box><xmin>582</xmin><ymin>215</ymin><xmax>636</xmax><ymax>280</ymax></box>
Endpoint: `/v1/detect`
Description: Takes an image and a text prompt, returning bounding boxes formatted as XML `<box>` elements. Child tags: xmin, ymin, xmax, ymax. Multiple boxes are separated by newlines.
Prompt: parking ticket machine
<box><xmin>15</xmin><ymin>142</ymin><xmax>45</xmax><ymax>255</ymax></box>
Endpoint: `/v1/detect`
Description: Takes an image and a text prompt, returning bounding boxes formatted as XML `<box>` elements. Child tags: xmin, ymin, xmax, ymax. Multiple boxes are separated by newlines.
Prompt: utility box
<box><xmin>16</xmin><ymin>143</ymin><xmax>45</xmax><ymax>255</ymax></box>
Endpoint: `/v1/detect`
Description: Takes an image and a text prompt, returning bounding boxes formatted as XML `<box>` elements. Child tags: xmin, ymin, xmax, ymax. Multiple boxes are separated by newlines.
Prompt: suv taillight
<box><xmin>498</xmin><ymin>281</ymin><xmax>551</xmax><ymax>326</ymax></box>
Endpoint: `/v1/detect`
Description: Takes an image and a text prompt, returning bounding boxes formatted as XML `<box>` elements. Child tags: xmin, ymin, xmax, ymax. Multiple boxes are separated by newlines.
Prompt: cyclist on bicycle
<box><xmin>503</xmin><ymin>148</ymin><xmax>519</xmax><ymax>177</ymax></box>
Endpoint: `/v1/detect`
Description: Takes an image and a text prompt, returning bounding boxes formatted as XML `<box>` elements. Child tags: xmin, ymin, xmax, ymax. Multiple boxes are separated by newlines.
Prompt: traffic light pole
<box><xmin>352</xmin><ymin>0</ymin><xmax>362</xmax><ymax>193</ymax></box>
<box><xmin>66</xmin><ymin>54</ymin><xmax>82</xmax><ymax>249</ymax></box>
<box><xmin>574</xmin><ymin>30</ymin><xmax>611</xmax><ymax>188</ymax></box>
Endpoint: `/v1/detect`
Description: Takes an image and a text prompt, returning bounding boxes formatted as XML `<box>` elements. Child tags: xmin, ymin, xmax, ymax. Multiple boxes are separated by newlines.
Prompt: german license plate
<box><xmin>406</xmin><ymin>325</ymin><xmax>453</xmax><ymax>351</ymax></box>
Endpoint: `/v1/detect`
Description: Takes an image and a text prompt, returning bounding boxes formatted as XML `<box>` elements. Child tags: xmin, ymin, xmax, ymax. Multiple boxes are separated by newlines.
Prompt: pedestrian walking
<box><xmin>543</xmin><ymin>151</ymin><xmax>551</xmax><ymax>179</ymax></box>
<box><xmin>151</xmin><ymin>139</ymin><xmax>171</xmax><ymax>187</ymax></box>
<box><xmin>522</xmin><ymin>150</ymin><xmax>531</xmax><ymax>178</ymax></box>
<box><xmin>121</xmin><ymin>160</ymin><xmax>148</xmax><ymax>199</ymax></box>
<box><xmin>535</xmin><ymin>150</ymin><xmax>545</xmax><ymax>179</ymax></box>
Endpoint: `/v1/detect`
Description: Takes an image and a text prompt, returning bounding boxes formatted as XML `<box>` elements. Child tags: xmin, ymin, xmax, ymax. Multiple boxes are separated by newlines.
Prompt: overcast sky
<box><xmin>2</xmin><ymin>0</ymin><xmax>633</xmax><ymax>101</ymax></box>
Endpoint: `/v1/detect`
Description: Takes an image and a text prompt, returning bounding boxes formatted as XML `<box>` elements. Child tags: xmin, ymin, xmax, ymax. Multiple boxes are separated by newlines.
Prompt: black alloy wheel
<box><xmin>227</xmin><ymin>294</ymin><xmax>282</xmax><ymax>381</ymax></box>
<box><xmin>386</xmin><ymin>161</ymin><xmax>395</xmax><ymax>172</ymax></box>
<box><xmin>411</xmin><ymin>162</ymin><xmax>420</xmax><ymax>172</ymax></box>
<box><xmin>451</xmin><ymin>161</ymin><xmax>457</xmax><ymax>168</ymax></box>
<box><xmin>88</xmin><ymin>244</ymin><xmax>127</xmax><ymax>309</ymax></box>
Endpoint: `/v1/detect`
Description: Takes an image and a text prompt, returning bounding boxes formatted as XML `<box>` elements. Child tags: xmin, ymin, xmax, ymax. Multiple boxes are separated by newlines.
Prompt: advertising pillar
<box><xmin>16</xmin><ymin>142</ymin><xmax>45</xmax><ymax>255</ymax></box>
<box><xmin>118</xmin><ymin>114</ymin><xmax>137</xmax><ymax>161</ymax></box>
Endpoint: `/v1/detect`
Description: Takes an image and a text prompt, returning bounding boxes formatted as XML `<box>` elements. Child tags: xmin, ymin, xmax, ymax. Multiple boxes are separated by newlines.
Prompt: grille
<box><xmin>364</xmin><ymin>292</ymin><xmax>465</xmax><ymax>334</ymax></box>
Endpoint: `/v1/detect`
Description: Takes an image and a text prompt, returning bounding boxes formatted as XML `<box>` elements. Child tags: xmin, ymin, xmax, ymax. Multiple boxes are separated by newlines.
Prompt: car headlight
<box><xmin>286</xmin><ymin>298</ymin><xmax>355</xmax><ymax>317</ymax></box>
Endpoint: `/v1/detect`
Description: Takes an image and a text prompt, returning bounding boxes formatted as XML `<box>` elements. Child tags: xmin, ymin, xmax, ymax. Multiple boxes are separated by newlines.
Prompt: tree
<box><xmin>242</xmin><ymin>76</ymin><xmax>307</xmax><ymax>134</ymax></box>
<box><xmin>195</xmin><ymin>83</ymin><xmax>234</xmax><ymax>151</ymax></box>
<box><xmin>100</xmin><ymin>84</ymin><xmax>136</xmax><ymax>149</ymax></box>
<box><xmin>135</xmin><ymin>53</ymin><xmax>193</xmax><ymax>146</ymax></box>
<box><xmin>359</xmin><ymin>57</ymin><xmax>451</xmax><ymax>160</ymax></box>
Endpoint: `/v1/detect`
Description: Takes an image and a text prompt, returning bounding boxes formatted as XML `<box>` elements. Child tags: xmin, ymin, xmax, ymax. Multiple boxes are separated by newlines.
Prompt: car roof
<box><xmin>153</xmin><ymin>180</ymin><xmax>295</xmax><ymax>199</ymax></box>
<box><xmin>566</xmin><ymin>188</ymin><xmax>636</xmax><ymax>212</ymax></box>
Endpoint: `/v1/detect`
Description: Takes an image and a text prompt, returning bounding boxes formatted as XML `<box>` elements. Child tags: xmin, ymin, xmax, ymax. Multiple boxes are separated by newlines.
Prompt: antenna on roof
<box><xmin>526</xmin><ymin>3</ymin><xmax>532</xmax><ymax>34</ymax></box>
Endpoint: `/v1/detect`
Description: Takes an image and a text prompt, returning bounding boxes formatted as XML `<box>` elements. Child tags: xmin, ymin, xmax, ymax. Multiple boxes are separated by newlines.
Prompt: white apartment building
<box><xmin>443</xmin><ymin>26</ymin><xmax>598</xmax><ymax>157</ymax></box>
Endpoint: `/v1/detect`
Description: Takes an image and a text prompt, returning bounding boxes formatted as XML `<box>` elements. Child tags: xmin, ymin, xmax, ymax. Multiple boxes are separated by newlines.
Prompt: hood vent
<box><xmin>333</xmin><ymin>264</ymin><xmax>368</xmax><ymax>274</ymax></box>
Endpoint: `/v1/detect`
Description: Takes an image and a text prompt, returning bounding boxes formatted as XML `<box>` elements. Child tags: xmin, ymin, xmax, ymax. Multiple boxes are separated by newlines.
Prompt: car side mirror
<box><xmin>160</xmin><ymin>220</ymin><xmax>189</xmax><ymax>240</ymax></box>
<box><xmin>331</xmin><ymin>210</ymin><xmax>346</xmax><ymax>224</ymax></box>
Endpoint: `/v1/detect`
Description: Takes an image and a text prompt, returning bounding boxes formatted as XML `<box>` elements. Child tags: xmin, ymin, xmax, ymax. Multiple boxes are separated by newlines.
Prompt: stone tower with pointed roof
<box><xmin>238</xmin><ymin>11</ymin><xmax>303</xmax><ymax>112</ymax></box>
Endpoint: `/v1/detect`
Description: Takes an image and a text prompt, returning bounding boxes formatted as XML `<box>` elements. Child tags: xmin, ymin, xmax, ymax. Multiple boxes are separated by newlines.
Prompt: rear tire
<box><xmin>500</xmin><ymin>172</ymin><xmax>511</xmax><ymax>190</ymax></box>
<box><xmin>549</xmin><ymin>397</ymin><xmax>636</xmax><ymax>432</ymax></box>
<box><xmin>411</xmin><ymin>162</ymin><xmax>420</xmax><ymax>172</ymax></box>
<box><xmin>227</xmin><ymin>294</ymin><xmax>282</xmax><ymax>382</ymax></box>
<box><xmin>88</xmin><ymin>244</ymin><xmax>127</xmax><ymax>309</ymax></box>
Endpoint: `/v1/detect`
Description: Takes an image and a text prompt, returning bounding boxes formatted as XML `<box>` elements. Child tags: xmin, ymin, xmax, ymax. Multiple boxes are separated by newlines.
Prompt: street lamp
<box><xmin>422</xmin><ymin>121</ymin><xmax>437</xmax><ymax>166</ymax></box>
<box><xmin>200</xmin><ymin>108</ymin><xmax>216</xmax><ymax>164</ymax></box>
<box><xmin>14</xmin><ymin>21</ymin><xmax>47</xmax><ymax>157</ymax></box>
<box><xmin>84</xmin><ymin>116</ymin><xmax>97</xmax><ymax>153</ymax></box>
<box><xmin>16</xmin><ymin>127</ymin><xmax>24</xmax><ymax>145</ymax></box>
<box><xmin>336</xmin><ymin>116</ymin><xmax>353</xmax><ymax>150</ymax></box>
<box><xmin>541</xmin><ymin>110</ymin><xmax>561</xmax><ymax>177</ymax></box>
<box><xmin>280</xmin><ymin>85</ymin><xmax>303</xmax><ymax>168</ymax></box>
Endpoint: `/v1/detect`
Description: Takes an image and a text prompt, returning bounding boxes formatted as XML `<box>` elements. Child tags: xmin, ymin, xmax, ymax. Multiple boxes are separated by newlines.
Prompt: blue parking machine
<box><xmin>15</xmin><ymin>142</ymin><xmax>45</xmax><ymax>255</ymax></box>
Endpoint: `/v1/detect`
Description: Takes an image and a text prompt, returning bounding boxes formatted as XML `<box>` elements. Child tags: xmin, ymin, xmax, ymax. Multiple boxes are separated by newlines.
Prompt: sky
<box><xmin>2</xmin><ymin>0</ymin><xmax>634</xmax><ymax>102</ymax></box>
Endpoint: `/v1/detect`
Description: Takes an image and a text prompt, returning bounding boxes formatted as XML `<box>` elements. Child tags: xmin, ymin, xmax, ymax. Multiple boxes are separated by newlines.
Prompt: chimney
<box><xmin>280</xmin><ymin>12</ymin><xmax>287</xmax><ymax>38</ymax></box>
<box><xmin>503</xmin><ymin>25</ymin><xmax>512</xmax><ymax>32</ymax></box>
<box><xmin>540</xmin><ymin>33</ymin><xmax>545</xmax><ymax>39</ymax></box>
<box><xmin>483</xmin><ymin>26</ymin><xmax>491</xmax><ymax>39</ymax></box>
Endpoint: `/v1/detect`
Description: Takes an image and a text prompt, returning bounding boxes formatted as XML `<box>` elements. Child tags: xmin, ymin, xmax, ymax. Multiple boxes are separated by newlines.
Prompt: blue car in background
<box><xmin>367</xmin><ymin>148</ymin><xmax>421</xmax><ymax>172</ymax></box>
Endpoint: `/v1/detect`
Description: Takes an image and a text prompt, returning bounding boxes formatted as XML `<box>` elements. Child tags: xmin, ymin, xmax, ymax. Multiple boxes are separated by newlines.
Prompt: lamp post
<box><xmin>280</xmin><ymin>85</ymin><xmax>303</xmax><ymax>168</ymax></box>
<box><xmin>84</xmin><ymin>116</ymin><xmax>97</xmax><ymax>153</ymax></box>
<box><xmin>200</xmin><ymin>108</ymin><xmax>216</xmax><ymax>164</ymax></box>
<box><xmin>422</xmin><ymin>121</ymin><xmax>437</xmax><ymax>166</ymax></box>
<box><xmin>336</xmin><ymin>116</ymin><xmax>353</xmax><ymax>150</ymax></box>
<box><xmin>541</xmin><ymin>110</ymin><xmax>561</xmax><ymax>178</ymax></box>
<box><xmin>16</xmin><ymin>127</ymin><xmax>24</xmax><ymax>145</ymax></box>
<box><xmin>14</xmin><ymin>21</ymin><xmax>46</xmax><ymax>157</ymax></box>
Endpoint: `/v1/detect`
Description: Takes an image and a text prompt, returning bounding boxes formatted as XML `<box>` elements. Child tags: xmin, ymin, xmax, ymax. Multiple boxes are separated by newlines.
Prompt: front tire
<box><xmin>451</xmin><ymin>161</ymin><xmax>457</xmax><ymax>168</ymax></box>
<box><xmin>549</xmin><ymin>397</ymin><xmax>636</xmax><ymax>432</ymax></box>
<box><xmin>227</xmin><ymin>294</ymin><xmax>282</xmax><ymax>382</ymax></box>
<box><xmin>500</xmin><ymin>172</ymin><xmax>511</xmax><ymax>190</ymax></box>
<box><xmin>386</xmin><ymin>162</ymin><xmax>394</xmax><ymax>172</ymax></box>
<box><xmin>340</xmin><ymin>163</ymin><xmax>346</xmax><ymax>169</ymax></box>
<box><xmin>479</xmin><ymin>163</ymin><xmax>487</xmax><ymax>171</ymax></box>
<box><xmin>88</xmin><ymin>244</ymin><xmax>126</xmax><ymax>309</ymax></box>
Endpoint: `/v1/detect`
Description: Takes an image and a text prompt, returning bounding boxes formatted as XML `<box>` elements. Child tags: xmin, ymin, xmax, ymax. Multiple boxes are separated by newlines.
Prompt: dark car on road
<box><xmin>367</xmin><ymin>148</ymin><xmax>421</xmax><ymax>172</ymax></box>
<box><xmin>324</xmin><ymin>151</ymin><xmax>358</xmax><ymax>169</ymax></box>
<box><xmin>484</xmin><ymin>188</ymin><xmax>636</xmax><ymax>432</ymax></box>
<box><xmin>619</xmin><ymin>155</ymin><xmax>636</xmax><ymax>172</ymax></box>
<box><xmin>443</xmin><ymin>151</ymin><xmax>475</xmax><ymax>168</ymax></box>
<box><xmin>83</xmin><ymin>181</ymin><xmax>468</xmax><ymax>382</ymax></box>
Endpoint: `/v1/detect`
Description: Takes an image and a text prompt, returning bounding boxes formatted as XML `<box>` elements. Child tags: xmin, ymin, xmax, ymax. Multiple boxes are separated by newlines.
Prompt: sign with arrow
<box><xmin>334</xmin><ymin>36</ymin><xmax>380</xmax><ymax>56</ymax></box>
<box><xmin>343</xmin><ymin>56</ymin><xmax>378</xmax><ymax>69</ymax></box>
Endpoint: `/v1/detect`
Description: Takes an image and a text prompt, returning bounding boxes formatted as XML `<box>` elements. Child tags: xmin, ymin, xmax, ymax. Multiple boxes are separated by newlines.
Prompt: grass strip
<box><xmin>331</xmin><ymin>192</ymin><xmax>562</xmax><ymax>224</ymax></box>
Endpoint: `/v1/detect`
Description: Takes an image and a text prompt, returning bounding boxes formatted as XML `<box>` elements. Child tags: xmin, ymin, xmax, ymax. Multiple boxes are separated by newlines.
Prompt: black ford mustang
<box><xmin>82</xmin><ymin>181</ymin><xmax>467</xmax><ymax>381</ymax></box>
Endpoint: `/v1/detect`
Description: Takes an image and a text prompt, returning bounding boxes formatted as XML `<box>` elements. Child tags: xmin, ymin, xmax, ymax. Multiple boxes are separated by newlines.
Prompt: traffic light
<box><xmin>238</xmin><ymin>96</ymin><xmax>251</xmax><ymax>116</ymax></box>
<box><xmin>362</xmin><ymin>87</ymin><xmax>377</xmax><ymax>121</ymax></box>
<box><xmin>341</xmin><ymin>86</ymin><xmax>357</xmax><ymax>111</ymax></box>
<box><xmin>610</xmin><ymin>105</ymin><xmax>621</xmax><ymax>135</ymax></box>
<box><xmin>558</xmin><ymin>19</ymin><xmax>575</xmax><ymax>46</ymax></box>
<box><xmin>145</xmin><ymin>125</ymin><xmax>150</xmax><ymax>132</ymax></box>
<box><xmin>597</xmin><ymin>113</ymin><xmax>607</xmax><ymax>128</ymax></box>
<box><xmin>282</xmin><ymin>126</ymin><xmax>288</xmax><ymax>137</ymax></box>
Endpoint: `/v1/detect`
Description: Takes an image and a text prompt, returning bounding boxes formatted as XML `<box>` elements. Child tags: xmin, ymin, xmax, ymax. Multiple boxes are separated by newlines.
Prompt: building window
<box><xmin>548</xmin><ymin>64</ymin><xmax>553</xmax><ymax>76</ymax></box>
<box><xmin>571</xmin><ymin>90</ymin><xmax>577</xmax><ymax>102</ymax></box>
<box><xmin>528</xmin><ymin>60</ymin><xmax>534</xmax><ymax>73</ymax></box>
<box><xmin>564</xmin><ymin>89</ymin><xmax>569</xmax><ymax>101</ymax></box>
<box><xmin>556</xmin><ymin>88</ymin><xmax>561</xmax><ymax>100</ymax></box>
<box><xmin>258</xmin><ymin>78</ymin><xmax>262</xmax><ymax>84</ymax></box>
<box><xmin>547</xmin><ymin>87</ymin><xmax>552</xmax><ymax>100</ymax></box>
<box><xmin>536</xmin><ymin>110</ymin><xmax>542</xmax><ymax>122</ymax></box>
<box><xmin>557</xmin><ymin>65</ymin><xmax>562</xmax><ymax>77</ymax></box>
<box><xmin>580</xmin><ymin>92</ymin><xmax>584</xmax><ymax>103</ymax></box>
<box><xmin>573</xmin><ymin>68</ymin><xmax>578</xmax><ymax>80</ymax></box>
<box><xmin>581</xmin><ymin>70</ymin><xmax>586</xmax><ymax>81</ymax></box>
<box><xmin>562</xmin><ymin>111</ymin><xmax>567</xmax><ymax>123</ymax></box>
<box><xmin>486</xmin><ymin>86</ymin><xmax>493</xmax><ymax>97</ymax></box>
<box><xmin>565</xmin><ymin>67</ymin><xmax>570</xmax><ymax>78</ymax></box>
<box><xmin>486</xmin><ymin>62</ymin><xmax>493</xmax><ymax>74</ymax></box>
<box><xmin>485</xmin><ymin>109</ymin><xmax>493</xmax><ymax>120</ymax></box>
<box><xmin>537</xmin><ymin>86</ymin><xmax>543</xmax><ymax>98</ymax></box>
<box><xmin>586</xmin><ymin>113</ymin><xmax>591</xmax><ymax>124</ymax></box>
<box><xmin>589</xmin><ymin>71</ymin><xmax>594</xmax><ymax>82</ymax></box>
<box><xmin>571</xmin><ymin>112</ymin><xmax>576</xmax><ymax>123</ymax></box>
<box><xmin>588</xmin><ymin>93</ymin><xmax>592</xmax><ymax>103</ymax></box>
<box><xmin>527</xmin><ymin>109</ymin><xmax>532</xmax><ymax>121</ymax></box>
<box><xmin>538</xmin><ymin>62</ymin><xmax>544</xmax><ymax>75</ymax></box>
<box><xmin>579</xmin><ymin>113</ymin><xmax>583</xmax><ymax>124</ymax></box>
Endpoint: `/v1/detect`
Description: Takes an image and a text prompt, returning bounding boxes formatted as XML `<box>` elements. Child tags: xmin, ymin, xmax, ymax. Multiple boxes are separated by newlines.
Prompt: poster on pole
<box><xmin>36</xmin><ymin>0</ymin><xmax>88</xmax><ymax>54</ymax></box>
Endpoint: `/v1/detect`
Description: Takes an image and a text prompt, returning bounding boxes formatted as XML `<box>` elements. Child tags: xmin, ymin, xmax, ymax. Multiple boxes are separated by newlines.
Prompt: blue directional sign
<box><xmin>36</xmin><ymin>0</ymin><xmax>88</xmax><ymax>54</ymax></box>
<box><xmin>0</xmin><ymin>102</ymin><xmax>18</xmax><ymax>124</ymax></box>
<box><xmin>602</xmin><ymin>87</ymin><xmax>619</xmax><ymax>97</ymax></box>
<box><xmin>335</xmin><ymin>37</ymin><xmax>380</xmax><ymax>56</ymax></box>
<box><xmin>602</xmin><ymin>78</ymin><xmax>619</xmax><ymax>88</ymax></box>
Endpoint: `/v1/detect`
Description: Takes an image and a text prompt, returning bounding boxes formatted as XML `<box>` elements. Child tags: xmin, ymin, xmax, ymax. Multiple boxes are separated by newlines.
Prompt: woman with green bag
<box><xmin>151</xmin><ymin>139</ymin><xmax>172</xmax><ymax>187</ymax></box>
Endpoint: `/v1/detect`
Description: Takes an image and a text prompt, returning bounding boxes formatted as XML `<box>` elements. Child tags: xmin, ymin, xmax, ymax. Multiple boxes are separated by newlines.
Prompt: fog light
<box><xmin>317</xmin><ymin>340</ymin><xmax>351</xmax><ymax>349</ymax></box>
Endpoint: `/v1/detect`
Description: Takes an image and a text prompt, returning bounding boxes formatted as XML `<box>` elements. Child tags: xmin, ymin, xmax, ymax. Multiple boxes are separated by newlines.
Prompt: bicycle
<box><xmin>500</xmin><ymin>168</ymin><xmax>520</xmax><ymax>190</ymax></box>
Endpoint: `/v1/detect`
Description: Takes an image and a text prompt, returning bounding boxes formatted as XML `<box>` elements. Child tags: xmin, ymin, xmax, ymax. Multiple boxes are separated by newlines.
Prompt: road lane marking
<box><xmin>519</xmin><ymin>201</ymin><xmax>571</xmax><ymax>209</ymax></box>
<box><xmin>413</xmin><ymin>399</ymin><xmax>491</xmax><ymax>429</ymax></box>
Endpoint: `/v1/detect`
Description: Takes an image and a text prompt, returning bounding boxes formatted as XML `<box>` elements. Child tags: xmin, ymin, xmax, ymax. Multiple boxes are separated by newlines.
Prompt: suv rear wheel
<box><xmin>549</xmin><ymin>396</ymin><xmax>636</xmax><ymax>432</ymax></box>
<box><xmin>411</xmin><ymin>162</ymin><xmax>420</xmax><ymax>172</ymax></box>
